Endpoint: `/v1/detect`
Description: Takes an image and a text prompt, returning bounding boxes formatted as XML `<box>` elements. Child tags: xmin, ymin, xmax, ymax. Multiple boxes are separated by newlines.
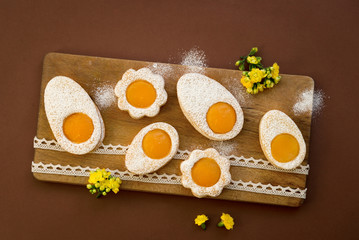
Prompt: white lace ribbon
<box><xmin>34</xmin><ymin>136</ymin><xmax>309</xmax><ymax>175</ymax></box>
<box><xmin>31</xmin><ymin>161</ymin><xmax>306</xmax><ymax>199</ymax></box>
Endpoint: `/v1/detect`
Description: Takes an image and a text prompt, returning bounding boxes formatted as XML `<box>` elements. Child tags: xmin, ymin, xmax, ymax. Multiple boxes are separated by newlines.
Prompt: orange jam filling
<box><xmin>271</xmin><ymin>133</ymin><xmax>299</xmax><ymax>163</ymax></box>
<box><xmin>126</xmin><ymin>80</ymin><xmax>157</xmax><ymax>108</ymax></box>
<box><xmin>142</xmin><ymin>129</ymin><xmax>172</xmax><ymax>159</ymax></box>
<box><xmin>63</xmin><ymin>113</ymin><xmax>94</xmax><ymax>143</ymax></box>
<box><xmin>206</xmin><ymin>102</ymin><xmax>236</xmax><ymax>134</ymax></box>
<box><xmin>191</xmin><ymin>158</ymin><xmax>221</xmax><ymax>187</ymax></box>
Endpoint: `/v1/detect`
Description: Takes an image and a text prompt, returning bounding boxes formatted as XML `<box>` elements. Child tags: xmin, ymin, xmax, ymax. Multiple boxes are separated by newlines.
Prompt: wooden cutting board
<box><xmin>33</xmin><ymin>52</ymin><xmax>314</xmax><ymax>207</ymax></box>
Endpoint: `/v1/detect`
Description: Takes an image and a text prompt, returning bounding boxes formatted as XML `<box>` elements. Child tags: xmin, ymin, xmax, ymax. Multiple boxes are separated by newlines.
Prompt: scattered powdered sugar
<box><xmin>179</xmin><ymin>48</ymin><xmax>246</xmax><ymax>105</ymax></box>
<box><xmin>148</xmin><ymin>63</ymin><xmax>173</xmax><ymax>78</ymax></box>
<box><xmin>210</xmin><ymin>141</ymin><xmax>237</xmax><ymax>156</ymax></box>
<box><xmin>221</xmin><ymin>76</ymin><xmax>248</xmax><ymax>105</ymax></box>
<box><xmin>293</xmin><ymin>89</ymin><xmax>326</xmax><ymax>117</ymax></box>
<box><xmin>312</xmin><ymin>89</ymin><xmax>326</xmax><ymax>117</ymax></box>
<box><xmin>180</xmin><ymin>47</ymin><xmax>208</xmax><ymax>73</ymax></box>
<box><xmin>93</xmin><ymin>85</ymin><xmax>116</xmax><ymax>110</ymax></box>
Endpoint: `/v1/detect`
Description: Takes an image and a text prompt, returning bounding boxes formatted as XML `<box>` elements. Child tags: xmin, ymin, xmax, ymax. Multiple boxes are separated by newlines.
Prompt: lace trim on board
<box><xmin>34</xmin><ymin>136</ymin><xmax>309</xmax><ymax>175</ymax></box>
<box><xmin>31</xmin><ymin>162</ymin><xmax>307</xmax><ymax>199</ymax></box>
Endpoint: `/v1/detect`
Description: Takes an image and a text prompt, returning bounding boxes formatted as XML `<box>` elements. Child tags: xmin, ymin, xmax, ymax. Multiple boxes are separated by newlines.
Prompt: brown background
<box><xmin>0</xmin><ymin>0</ymin><xmax>358</xmax><ymax>239</ymax></box>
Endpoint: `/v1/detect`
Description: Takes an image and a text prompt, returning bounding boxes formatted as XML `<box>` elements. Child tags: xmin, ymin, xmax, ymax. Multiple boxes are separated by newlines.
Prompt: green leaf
<box><xmin>239</xmin><ymin>63</ymin><xmax>245</xmax><ymax>71</ymax></box>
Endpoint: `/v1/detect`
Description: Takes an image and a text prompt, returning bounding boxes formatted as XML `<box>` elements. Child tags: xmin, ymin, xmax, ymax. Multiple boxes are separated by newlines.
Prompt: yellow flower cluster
<box><xmin>236</xmin><ymin>47</ymin><xmax>281</xmax><ymax>94</ymax></box>
<box><xmin>241</xmin><ymin>62</ymin><xmax>281</xmax><ymax>94</ymax></box>
<box><xmin>87</xmin><ymin>169</ymin><xmax>121</xmax><ymax>198</ymax></box>
<box><xmin>218</xmin><ymin>213</ymin><xmax>234</xmax><ymax>230</ymax></box>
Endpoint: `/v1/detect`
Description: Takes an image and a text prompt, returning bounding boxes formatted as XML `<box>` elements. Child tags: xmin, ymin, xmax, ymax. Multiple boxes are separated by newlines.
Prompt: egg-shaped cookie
<box><xmin>125</xmin><ymin>122</ymin><xmax>179</xmax><ymax>174</ymax></box>
<box><xmin>259</xmin><ymin>110</ymin><xmax>306</xmax><ymax>170</ymax></box>
<box><xmin>44</xmin><ymin>76</ymin><xmax>105</xmax><ymax>155</ymax></box>
<box><xmin>177</xmin><ymin>73</ymin><xmax>243</xmax><ymax>141</ymax></box>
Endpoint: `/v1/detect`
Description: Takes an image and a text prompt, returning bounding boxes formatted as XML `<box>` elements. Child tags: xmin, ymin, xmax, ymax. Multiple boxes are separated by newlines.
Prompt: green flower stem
<box><xmin>200</xmin><ymin>223</ymin><xmax>206</xmax><ymax>230</ymax></box>
<box><xmin>96</xmin><ymin>191</ymin><xmax>102</xmax><ymax>198</ymax></box>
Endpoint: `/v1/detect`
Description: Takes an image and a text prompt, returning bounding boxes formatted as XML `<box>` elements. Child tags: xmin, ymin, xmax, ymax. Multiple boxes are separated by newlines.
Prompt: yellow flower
<box><xmin>88</xmin><ymin>170</ymin><xmax>105</xmax><ymax>184</ymax></box>
<box><xmin>240</xmin><ymin>75</ymin><xmax>253</xmax><ymax>89</ymax></box>
<box><xmin>219</xmin><ymin>213</ymin><xmax>234</xmax><ymax>230</ymax></box>
<box><xmin>274</xmin><ymin>75</ymin><xmax>281</xmax><ymax>84</ymax></box>
<box><xmin>271</xmin><ymin>62</ymin><xmax>280</xmax><ymax>79</ymax></box>
<box><xmin>106</xmin><ymin>178</ymin><xmax>121</xmax><ymax>194</ymax></box>
<box><xmin>194</xmin><ymin>214</ymin><xmax>208</xmax><ymax>226</ymax></box>
<box><xmin>100</xmin><ymin>169</ymin><xmax>111</xmax><ymax>179</ymax></box>
<box><xmin>247</xmin><ymin>56</ymin><xmax>260</xmax><ymax>64</ymax></box>
<box><xmin>87</xmin><ymin>169</ymin><xmax>122</xmax><ymax>197</ymax></box>
<box><xmin>257</xmin><ymin>84</ymin><xmax>264</xmax><ymax>92</ymax></box>
<box><xmin>248</xmin><ymin>68</ymin><xmax>265</xmax><ymax>83</ymax></box>
<box><xmin>249</xmin><ymin>47</ymin><xmax>258</xmax><ymax>55</ymax></box>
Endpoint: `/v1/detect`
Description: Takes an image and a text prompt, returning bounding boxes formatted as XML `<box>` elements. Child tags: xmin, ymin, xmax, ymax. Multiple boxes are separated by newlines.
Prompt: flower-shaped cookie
<box><xmin>115</xmin><ymin>68</ymin><xmax>167</xmax><ymax>119</ymax></box>
<box><xmin>180</xmin><ymin>148</ymin><xmax>231</xmax><ymax>198</ymax></box>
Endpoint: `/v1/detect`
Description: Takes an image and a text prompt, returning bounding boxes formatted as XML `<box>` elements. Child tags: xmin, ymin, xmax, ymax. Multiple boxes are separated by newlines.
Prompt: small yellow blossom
<box><xmin>271</xmin><ymin>62</ymin><xmax>280</xmax><ymax>79</ymax></box>
<box><xmin>106</xmin><ymin>178</ymin><xmax>121</xmax><ymax>194</ymax></box>
<box><xmin>247</xmin><ymin>56</ymin><xmax>260</xmax><ymax>64</ymax></box>
<box><xmin>248</xmin><ymin>68</ymin><xmax>265</xmax><ymax>83</ymax></box>
<box><xmin>195</xmin><ymin>214</ymin><xmax>208</xmax><ymax>226</ymax></box>
<box><xmin>249</xmin><ymin>47</ymin><xmax>258</xmax><ymax>55</ymax></box>
<box><xmin>240</xmin><ymin>75</ymin><xmax>253</xmax><ymax>89</ymax></box>
<box><xmin>258</xmin><ymin>84</ymin><xmax>264</xmax><ymax>92</ymax></box>
<box><xmin>194</xmin><ymin>214</ymin><xmax>208</xmax><ymax>230</ymax></box>
<box><xmin>218</xmin><ymin>213</ymin><xmax>234</xmax><ymax>230</ymax></box>
<box><xmin>88</xmin><ymin>170</ymin><xmax>104</xmax><ymax>184</ymax></box>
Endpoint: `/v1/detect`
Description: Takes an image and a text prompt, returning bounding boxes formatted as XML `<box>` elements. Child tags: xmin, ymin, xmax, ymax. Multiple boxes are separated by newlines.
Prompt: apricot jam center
<box><xmin>126</xmin><ymin>80</ymin><xmax>156</xmax><ymax>108</ymax></box>
<box><xmin>142</xmin><ymin>129</ymin><xmax>172</xmax><ymax>159</ymax></box>
<box><xmin>63</xmin><ymin>113</ymin><xmax>94</xmax><ymax>143</ymax></box>
<box><xmin>206</xmin><ymin>102</ymin><xmax>236</xmax><ymax>134</ymax></box>
<box><xmin>271</xmin><ymin>133</ymin><xmax>299</xmax><ymax>163</ymax></box>
<box><xmin>191</xmin><ymin>158</ymin><xmax>221</xmax><ymax>187</ymax></box>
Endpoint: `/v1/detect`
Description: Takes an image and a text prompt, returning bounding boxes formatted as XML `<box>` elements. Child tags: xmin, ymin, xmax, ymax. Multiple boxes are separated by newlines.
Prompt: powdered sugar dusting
<box><xmin>180</xmin><ymin>47</ymin><xmax>208</xmax><ymax>73</ymax></box>
<box><xmin>93</xmin><ymin>85</ymin><xmax>116</xmax><ymax>110</ymax></box>
<box><xmin>210</xmin><ymin>141</ymin><xmax>237</xmax><ymax>156</ymax></box>
<box><xmin>148</xmin><ymin>63</ymin><xmax>173</xmax><ymax>79</ymax></box>
<box><xmin>221</xmin><ymin>76</ymin><xmax>248</xmax><ymax>105</ymax></box>
<box><xmin>293</xmin><ymin>89</ymin><xmax>326</xmax><ymax>117</ymax></box>
<box><xmin>312</xmin><ymin>89</ymin><xmax>326</xmax><ymax>117</ymax></box>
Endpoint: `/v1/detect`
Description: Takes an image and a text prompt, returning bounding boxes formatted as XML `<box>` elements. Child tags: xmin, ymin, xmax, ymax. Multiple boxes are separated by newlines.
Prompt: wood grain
<box><xmin>33</xmin><ymin>52</ymin><xmax>314</xmax><ymax>207</ymax></box>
